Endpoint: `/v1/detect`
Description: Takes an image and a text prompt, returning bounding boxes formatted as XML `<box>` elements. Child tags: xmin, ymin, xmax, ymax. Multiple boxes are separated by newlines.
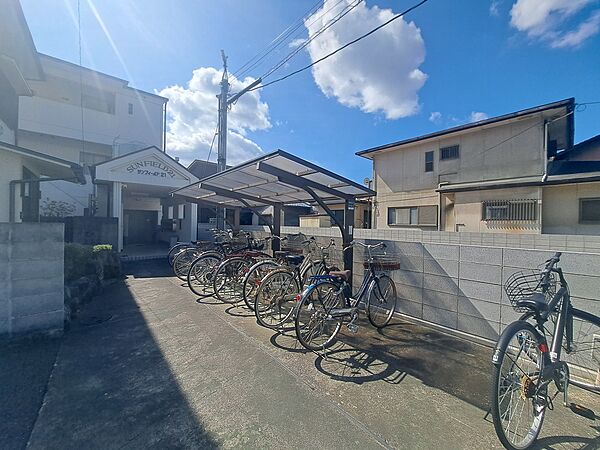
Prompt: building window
<box><xmin>128</xmin><ymin>103</ymin><xmax>134</xmax><ymax>115</ymax></box>
<box><xmin>440</xmin><ymin>145</ymin><xmax>459</xmax><ymax>160</ymax></box>
<box><xmin>330</xmin><ymin>209</ymin><xmax>345</xmax><ymax>227</ymax></box>
<box><xmin>580</xmin><ymin>198</ymin><xmax>600</xmax><ymax>223</ymax></box>
<box><xmin>425</xmin><ymin>151</ymin><xmax>434</xmax><ymax>172</ymax></box>
<box><xmin>388</xmin><ymin>205</ymin><xmax>437</xmax><ymax>226</ymax></box>
<box><xmin>482</xmin><ymin>199</ymin><xmax>538</xmax><ymax>221</ymax></box>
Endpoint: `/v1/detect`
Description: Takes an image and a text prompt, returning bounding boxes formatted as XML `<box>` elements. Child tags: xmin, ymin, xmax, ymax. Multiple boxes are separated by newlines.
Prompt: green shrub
<box><xmin>64</xmin><ymin>243</ymin><xmax>94</xmax><ymax>282</ymax></box>
<box><xmin>93</xmin><ymin>244</ymin><xmax>113</xmax><ymax>253</ymax></box>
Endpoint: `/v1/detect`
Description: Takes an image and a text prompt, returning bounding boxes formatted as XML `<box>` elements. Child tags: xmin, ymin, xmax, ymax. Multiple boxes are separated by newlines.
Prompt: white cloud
<box><xmin>429</xmin><ymin>111</ymin><xmax>442</xmax><ymax>123</ymax></box>
<box><xmin>158</xmin><ymin>67</ymin><xmax>271</xmax><ymax>166</ymax></box>
<box><xmin>288</xmin><ymin>38</ymin><xmax>307</xmax><ymax>48</ymax></box>
<box><xmin>304</xmin><ymin>0</ymin><xmax>427</xmax><ymax>119</ymax></box>
<box><xmin>490</xmin><ymin>0</ymin><xmax>501</xmax><ymax>17</ymax></box>
<box><xmin>551</xmin><ymin>10</ymin><xmax>600</xmax><ymax>48</ymax></box>
<box><xmin>509</xmin><ymin>0</ymin><xmax>600</xmax><ymax>48</ymax></box>
<box><xmin>469</xmin><ymin>111</ymin><xmax>489</xmax><ymax>122</ymax></box>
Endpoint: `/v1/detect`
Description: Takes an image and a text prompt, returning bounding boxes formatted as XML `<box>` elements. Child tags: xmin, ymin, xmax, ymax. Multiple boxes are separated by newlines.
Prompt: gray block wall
<box><xmin>256</xmin><ymin>226</ymin><xmax>600</xmax><ymax>343</ymax></box>
<box><xmin>0</xmin><ymin>223</ymin><xmax>64</xmax><ymax>339</ymax></box>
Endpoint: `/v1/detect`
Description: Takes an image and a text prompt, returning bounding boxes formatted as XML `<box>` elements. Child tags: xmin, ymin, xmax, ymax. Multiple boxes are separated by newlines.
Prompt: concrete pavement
<box><xmin>3</xmin><ymin>260</ymin><xmax>600</xmax><ymax>449</ymax></box>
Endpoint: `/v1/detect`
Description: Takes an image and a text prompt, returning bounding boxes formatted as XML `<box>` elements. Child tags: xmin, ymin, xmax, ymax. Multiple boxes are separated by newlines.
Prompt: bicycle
<box><xmin>241</xmin><ymin>235</ymin><xmax>326</xmax><ymax>311</ymax></box>
<box><xmin>490</xmin><ymin>252</ymin><xmax>600</xmax><ymax>450</ymax></box>
<box><xmin>254</xmin><ymin>238</ymin><xmax>338</xmax><ymax>329</ymax></box>
<box><xmin>172</xmin><ymin>229</ymin><xmax>234</xmax><ymax>280</ymax></box>
<box><xmin>185</xmin><ymin>232</ymin><xmax>264</xmax><ymax>296</ymax></box>
<box><xmin>167</xmin><ymin>228</ymin><xmax>230</xmax><ymax>266</ymax></box>
<box><xmin>294</xmin><ymin>241</ymin><xmax>399</xmax><ymax>351</ymax></box>
<box><xmin>211</xmin><ymin>246</ymin><xmax>273</xmax><ymax>304</ymax></box>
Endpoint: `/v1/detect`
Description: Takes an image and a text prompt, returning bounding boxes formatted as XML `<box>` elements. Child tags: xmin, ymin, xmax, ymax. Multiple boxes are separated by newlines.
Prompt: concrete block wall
<box><xmin>249</xmin><ymin>226</ymin><xmax>600</xmax><ymax>343</ymax></box>
<box><xmin>0</xmin><ymin>223</ymin><xmax>64</xmax><ymax>338</ymax></box>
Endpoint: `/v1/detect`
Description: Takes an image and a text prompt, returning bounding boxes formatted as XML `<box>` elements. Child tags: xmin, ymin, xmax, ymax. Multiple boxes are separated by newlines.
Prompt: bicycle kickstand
<box><xmin>347</xmin><ymin>310</ymin><xmax>359</xmax><ymax>334</ymax></box>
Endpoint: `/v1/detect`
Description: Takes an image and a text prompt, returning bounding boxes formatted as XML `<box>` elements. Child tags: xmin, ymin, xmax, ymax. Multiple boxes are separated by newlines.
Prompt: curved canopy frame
<box><xmin>171</xmin><ymin>150</ymin><xmax>375</xmax><ymax>270</ymax></box>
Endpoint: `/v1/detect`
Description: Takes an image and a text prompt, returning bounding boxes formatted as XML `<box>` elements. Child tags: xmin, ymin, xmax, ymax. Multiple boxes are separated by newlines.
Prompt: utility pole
<box><xmin>217</xmin><ymin>50</ymin><xmax>229</xmax><ymax>173</ymax></box>
<box><xmin>215</xmin><ymin>50</ymin><xmax>262</xmax><ymax>228</ymax></box>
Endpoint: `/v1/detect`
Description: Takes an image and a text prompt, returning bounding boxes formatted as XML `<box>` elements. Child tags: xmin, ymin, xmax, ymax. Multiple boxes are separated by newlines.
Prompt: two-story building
<box><xmin>358</xmin><ymin>98</ymin><xmax>600</xmax><ymax>235</ymax></box>
<box><xmin>1</xmin><ymin>0</ymin><xmax>199</xmax><ymax>252</ymax></box>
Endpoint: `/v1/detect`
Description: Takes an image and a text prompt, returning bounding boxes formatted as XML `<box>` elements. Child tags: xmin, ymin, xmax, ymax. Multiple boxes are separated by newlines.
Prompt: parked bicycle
<box><xmin>186</xmin><ymin>231</ymin><xmax>266</xmax><ymax>297</ymax></box>
<box><xmin>254</xmin><ymin>238</ymin><xmax>339</xmax><ymax>329</ymax></box>
<box><xmin>490</xmin><ymin>252</ymin><xmax>600</xmax><ymax>450</ymax></box>
<box><xmin>294</xmin><ymin>241</ymin><xmax>399</xmax><ymax>351</ymax></box>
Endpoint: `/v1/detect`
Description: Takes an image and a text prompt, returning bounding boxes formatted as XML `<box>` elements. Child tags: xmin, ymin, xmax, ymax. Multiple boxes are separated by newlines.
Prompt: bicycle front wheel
<box><xmin>187</xmin><ymin>252</ymin><xmax>222</xmax><ymax>297</ymax></box>
<box><xmin>367</xmin><ymin>274</ymin><xmax>397</xmax><ymax>328</ymax></box>
<box><xmin>168</xmin><ymin>243</ymin><xmax>188</xmax><ymax>267</ymax></box>
<box><xmin>213</xmin><ymin>257</ymin><xmax>252</xmax><ymax>304</ymax></box>
<box><xmin>491</xmin><ymin>321</ymin><xmax>546</xmax><ymax>450</ymax></box>
<box><xmin>255</xmin><ymin>268</ymin><xmax>300</xmax><ymax>328</ymax></box>
<box><xmin>242</xmin><ymin>260</ymin><xmax>279</xmax><ymax>310</ymax></box>
<box><xmin>295</xmin><ymin>281</ymin><xmax>345</xmax><ymax>351</ymax></box>
<box><xmin>173</xmin><ymin>248</ymin><xmax>201</xmax><ymax>280</ymax></box>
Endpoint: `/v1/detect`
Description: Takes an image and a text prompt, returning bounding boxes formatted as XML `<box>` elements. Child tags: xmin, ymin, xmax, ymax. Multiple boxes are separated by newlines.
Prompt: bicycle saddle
<box><xmin>286</xmin><ymin>255</ymin><xmax>304</xmax><ymax>266</ymax></box>
<box><xmin>274</xmin><ymin>250</ymin><xmax>289</xmax><ymax>258</ymax></box>
<box><xmin>516</xmin><ymin>293</ymin><xmax>549</xmax><ymax>312</ymax></box>
<box><xmin>329</xmin><ymin>270</ymin><xmax>351</xmax><ymax>281</ymax></box>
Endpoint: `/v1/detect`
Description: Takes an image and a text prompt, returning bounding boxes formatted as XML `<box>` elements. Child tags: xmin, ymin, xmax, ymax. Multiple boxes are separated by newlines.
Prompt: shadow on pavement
<box><xmin>122</xmin><ymin>260</ymin><xmax>174</xmax><ymax>279</ymax></box>
<box><xmin>224</xmin><ymin>304</ymin><xmax>255</xmax><ymax>318</ymax></box>
<box><xmin>270</xmin><ymin>328</ymin><xmax>311</xmax><ymax>354</ymax></box>
<box><xmin>319</xmin><ymin>317</ymin><xmax>493</xmax><ymax>411</ymax></box>
<box><xmin>25</xmin><ymin>261</ymin><xmax>219</xmax><ymax>449</ymax></box>
<box><xmin>533</xmin><ymin>434</ymin><xmax>600</xmax><ymax>449</ymax></box>
<box><xmin>0</xmin><ymin>337</ymin><xmax>61</xmax><ymax>449</ymax></box>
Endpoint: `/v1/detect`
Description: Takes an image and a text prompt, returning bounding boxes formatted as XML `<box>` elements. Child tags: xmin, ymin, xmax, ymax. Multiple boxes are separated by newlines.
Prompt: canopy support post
<box><xmin>343</xmin><ymin>199</ymin><xmax>355</xmax><ymax>273</ymax></box>
<box><xmin>272</xmin><ymin>205</ymin><xmax>281</xmax><ymax>253</ymax></box>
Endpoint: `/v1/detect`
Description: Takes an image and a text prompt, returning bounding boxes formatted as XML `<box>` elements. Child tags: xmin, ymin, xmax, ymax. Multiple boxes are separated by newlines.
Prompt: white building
<box><xmin>1</xmin><ymin>0</ymin><xmax>199</xmax><ymax>251</ymax></box>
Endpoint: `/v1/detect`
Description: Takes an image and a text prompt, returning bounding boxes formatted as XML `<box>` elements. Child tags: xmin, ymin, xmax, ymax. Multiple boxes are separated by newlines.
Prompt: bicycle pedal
<box><xmin>347</xmin><ymin>323</ymin><xmax>359</xmax><ymax>333</ymax></box>
<box><xmin>569</xmin><ymin>403</ymin><xmax>596</xmax><ymax>420</ymax></box>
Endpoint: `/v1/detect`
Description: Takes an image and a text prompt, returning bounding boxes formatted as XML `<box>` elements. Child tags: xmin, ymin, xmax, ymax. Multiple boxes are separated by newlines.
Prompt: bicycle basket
<box><xmin>280</xmin><ymin>233</ymin><xmax>307</xmax><ymax>255</ymax></box>
<box><xmin>504</xmin><ymin>270</ymin><xmax>556</xmax><ymax>313</ymax></box>
<box><xmin>362</xmin><ymin>249</ymin><xmax>401</xmax><ymax>271</ymax></box>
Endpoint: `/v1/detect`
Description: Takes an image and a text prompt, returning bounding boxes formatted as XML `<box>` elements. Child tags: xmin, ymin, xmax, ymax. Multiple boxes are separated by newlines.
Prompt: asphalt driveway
<box><xmin>3</xmin><ymin>260</ymin><xmax>600</xmax><ymax>449</ymax></box>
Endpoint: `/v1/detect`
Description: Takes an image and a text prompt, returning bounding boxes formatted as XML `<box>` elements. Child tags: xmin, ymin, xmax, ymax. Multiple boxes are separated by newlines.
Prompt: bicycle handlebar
<box><xmin>541</xmin><ymin>252</ymin><xmax>562</xmax><ymax>287</ymax></box>
<box><xmin>343</xmin><ymin>241</ymin><xmax>386</xmax><ymax>252</ymax></box>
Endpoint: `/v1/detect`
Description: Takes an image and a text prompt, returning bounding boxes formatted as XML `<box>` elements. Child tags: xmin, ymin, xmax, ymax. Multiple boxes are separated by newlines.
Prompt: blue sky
<box><xmin>21</xmin><ymin>0</ymin><xmax>600</xmax><ymax>182</ymax></box>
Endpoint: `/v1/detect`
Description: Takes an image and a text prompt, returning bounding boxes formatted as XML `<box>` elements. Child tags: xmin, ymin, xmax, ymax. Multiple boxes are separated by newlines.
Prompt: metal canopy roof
<box><xmin>171</xmin><ymin>150</ymin><xmax>375</xmax><ymax>207</ymax></box>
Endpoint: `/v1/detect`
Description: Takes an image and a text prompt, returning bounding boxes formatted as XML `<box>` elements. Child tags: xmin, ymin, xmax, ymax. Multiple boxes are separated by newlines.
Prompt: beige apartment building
<box><xmin>357</xmin><ymin>98</ymin><xmax>600</xmax><ymax>235</ymax></box>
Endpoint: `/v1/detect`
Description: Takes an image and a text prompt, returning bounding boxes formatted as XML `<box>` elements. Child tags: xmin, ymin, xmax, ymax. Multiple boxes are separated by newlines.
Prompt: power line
<box><xmin>233</xmin><ymin>0</ymin><xmax>352</xmax><ymax>80</ymax></box>
<box><xmin>260</xmin><ymin>0</ymin><xmax>364</xmax><ymax>81</ymax></box>
<box><xmin>232</xmin><ymin>0</ymin><xmax>324</xmax><ymax>79</ymax></box>
<box><xmin>249</xmin><ymin>0</ymin><xmax>431</xmax><ymax>92</ymax></box>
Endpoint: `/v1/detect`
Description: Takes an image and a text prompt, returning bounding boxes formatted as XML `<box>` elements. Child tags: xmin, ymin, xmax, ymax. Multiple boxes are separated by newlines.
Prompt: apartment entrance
<box><xmin>124</xmin><ymin>210</ymin><xmax>157</xmax><ymax>245</ymax></box>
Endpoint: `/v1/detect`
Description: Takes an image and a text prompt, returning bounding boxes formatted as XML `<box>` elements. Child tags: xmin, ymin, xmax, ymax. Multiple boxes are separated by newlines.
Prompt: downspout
<box><xmin>162</xmin><ymin>102</ymin><xmax>167</xmax><ymax>152</ymax></box>
<box><xmin>541</xmin><ymin>120</ymin><xmax>548</xmax><ymax>182</ymax></box>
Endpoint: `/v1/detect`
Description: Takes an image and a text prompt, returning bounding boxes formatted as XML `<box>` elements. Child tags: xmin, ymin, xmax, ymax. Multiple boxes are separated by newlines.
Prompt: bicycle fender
<box><xmin>492</xmin><ymin>320</ymin><xmax>543</xmax><ymax>365</ymax></box>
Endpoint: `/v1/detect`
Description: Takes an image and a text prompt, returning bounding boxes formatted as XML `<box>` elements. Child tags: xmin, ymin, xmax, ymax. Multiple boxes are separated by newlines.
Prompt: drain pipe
<box><xmin>541</xmin><ymin>120</ymin><xmax>549</xmax><ymax>182</ymax></box>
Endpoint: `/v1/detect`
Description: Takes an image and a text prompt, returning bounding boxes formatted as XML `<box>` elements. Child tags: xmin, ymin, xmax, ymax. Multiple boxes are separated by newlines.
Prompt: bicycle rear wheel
<box><xmin>491</xmin><ymin>321</ymin><xmax>546</xmax><ymax>450</ymax></box>
<box><xmin>367</xmin><ymin>274</ymin><xmax>397</xmax><ymax>328</ymax></box>
<box><xmin>242</xmin><ymin>260</ymin><xmax>279</xmax><ymax>310</ymax></box>
<box><xmin>295</xmin><ymin>281</ymin><xmax>345</xmax><ymax>351</ymax></box>
<box><xmin>213</xmin><ymin>257</ymin><xmax>252</xmax><ymax>304</ymax></box>
<box><xmin>187</xmin><ymin>252</ymin><xmax>222</xmax><ymax>297</ymax></box>
<box><xmin>173</xmin><ymin>248</ymin><xmax>202</xmax><ymax>280</ymax></box>
<box><xmin>255</xmin><ymin>268</ymin><xmax>300</xmax><ymax>328</ymax></box>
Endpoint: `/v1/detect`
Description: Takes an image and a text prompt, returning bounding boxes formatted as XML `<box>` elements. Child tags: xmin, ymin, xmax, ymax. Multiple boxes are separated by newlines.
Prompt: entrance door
<box><xmin>124</xmin><ymin>210</ymin><xmax>157</xmax><ymax>244</ymax></box>
<box><xmin>21</xmin><ymin>167</ymin><xmax>40</xmax><ymax>222</ymax></box>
